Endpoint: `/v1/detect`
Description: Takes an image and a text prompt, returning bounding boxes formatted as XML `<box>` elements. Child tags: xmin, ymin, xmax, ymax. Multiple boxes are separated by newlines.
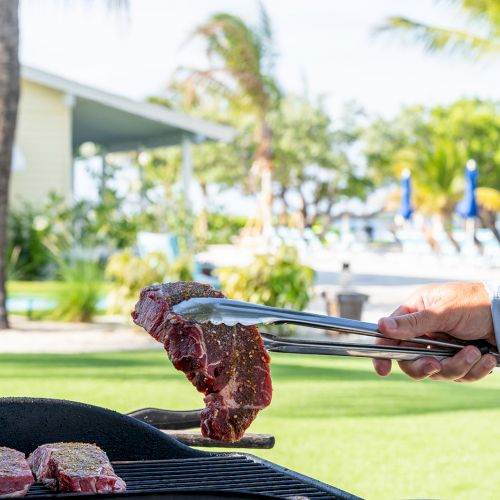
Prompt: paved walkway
<box><xmin>1</xmin><ymin>316</ymin><xmax>160</xmax><ymax>353</ymax></box>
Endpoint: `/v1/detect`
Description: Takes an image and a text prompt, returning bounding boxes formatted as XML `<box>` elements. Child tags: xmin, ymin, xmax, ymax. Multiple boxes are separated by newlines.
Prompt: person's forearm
<box><xmin>484</xmin><ymin>282</ymin><xmax>500</xmax><ymax>348</ymax></box>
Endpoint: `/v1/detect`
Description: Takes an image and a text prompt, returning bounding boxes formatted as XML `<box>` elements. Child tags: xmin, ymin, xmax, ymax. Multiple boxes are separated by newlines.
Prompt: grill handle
<box><xmin>128</xmin><ymin>408</ymin><xmax>201</xmax><ymax>430</ymax></box>
<box><xmin>164</xmin><ymin>430</ymin><xmax>275</xmax><ymax>449</ymax></box>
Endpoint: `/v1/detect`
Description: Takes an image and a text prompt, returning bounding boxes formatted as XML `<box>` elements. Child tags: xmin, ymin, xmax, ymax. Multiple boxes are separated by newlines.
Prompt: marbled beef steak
<box><xmin>132</xmin><ymin>282</ymin><xmax>272</xmax><ymax>442</ymax></box>
<box><xmin>28</xmin><ymin>443</ymin><xmax>126</xmax><ymax>493</ymax></box>
<box><xmin>0</xmin><ymin>447</ymin><xmax>34</xmax><ymax>497</ymax></box>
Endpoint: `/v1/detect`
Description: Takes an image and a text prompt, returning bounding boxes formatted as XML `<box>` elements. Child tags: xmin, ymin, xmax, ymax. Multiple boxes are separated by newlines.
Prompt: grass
<box><xmin>7</xmin><ymin>281</ymin><xmax>66</xmax><ymax>297</ymax></box>
<box><xmin>7</xmin><ymin>281</ymin><xmax>113</xmax><ymax>297</ymax></box>
<box><xmin>0</xmin><ymin>351</ymin><xmax>499</xmax><ymax>498</ymax></box>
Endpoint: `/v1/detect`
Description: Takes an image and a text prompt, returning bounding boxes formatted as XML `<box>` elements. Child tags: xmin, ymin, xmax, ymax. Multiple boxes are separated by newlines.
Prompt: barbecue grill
<box><xmin>0</xmin><ymin>398</ymin><xmax>359</xmax><ymax>500</ymax></box>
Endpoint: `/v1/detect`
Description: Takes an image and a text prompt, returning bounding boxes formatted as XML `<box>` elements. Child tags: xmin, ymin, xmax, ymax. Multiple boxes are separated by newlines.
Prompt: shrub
<box><xmin>49</xmin><ymin>260</ymin><xmax>103</xmax><ymax>322</ymax></box>
<box><xmin>7</xmin><ymin>204</ymin><xmax>55</xmax><ymax>280</ymax></box>
<box><xmin>217</xmin><ymin>246</ymin><xmax>315</xmax><ymax>310</ymax></box>
<box><xmin>105</xmin><ymin>250</ymin><xmax>193</xmax><ymax>318</ymax></box>
<box><xmin>207</xmin><ymin>213</ymin><xmax>247</xmax><ymax>244</ymax></box>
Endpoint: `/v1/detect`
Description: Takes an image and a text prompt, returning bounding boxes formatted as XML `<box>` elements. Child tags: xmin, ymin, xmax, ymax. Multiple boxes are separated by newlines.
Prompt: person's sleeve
<box><xmin>484</xmin><ymin>282</ymin><xmax>500</xmax><ymax>348</ymax></box>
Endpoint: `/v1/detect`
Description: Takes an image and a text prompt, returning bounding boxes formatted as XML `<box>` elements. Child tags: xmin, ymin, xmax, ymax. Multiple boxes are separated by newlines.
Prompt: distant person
<box><xmin>363</xmin><ymin>223</ymin><xmax>374</xmax><ymax>242</ymax></box>
<box><xmin>373</xmin><ymin>282</ymin><xmax>499</xmax><ymax>382</ymax></box>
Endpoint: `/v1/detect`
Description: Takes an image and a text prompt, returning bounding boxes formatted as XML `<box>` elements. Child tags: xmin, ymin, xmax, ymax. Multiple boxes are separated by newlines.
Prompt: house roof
<box><xmin>22</xmin><ymin>65</ymin><xmax>235</xmax><ymax>152</ymax></box>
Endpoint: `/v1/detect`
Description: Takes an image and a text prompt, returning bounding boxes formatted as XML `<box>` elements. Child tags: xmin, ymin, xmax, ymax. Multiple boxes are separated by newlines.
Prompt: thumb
<box><xmin>378</xmin><ymin>310</ymin><xmax>439</xmax><ymax>339</ymax></box>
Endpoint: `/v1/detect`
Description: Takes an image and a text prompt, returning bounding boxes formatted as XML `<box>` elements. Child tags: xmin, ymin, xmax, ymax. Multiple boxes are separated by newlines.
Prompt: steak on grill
<box><xmin>27</xmin><ymin>443</ymin><xmax>126</xmax><ymax>493</ymax></box>
<box><xmin>0</xmin><ymin>447</ymin><xmax>34</xmax><ymax>497</ymax></box>
<box><xmin>132</xmin><ymin>282</ymin><xmax>272</xmax><ymax>442</ymax></box>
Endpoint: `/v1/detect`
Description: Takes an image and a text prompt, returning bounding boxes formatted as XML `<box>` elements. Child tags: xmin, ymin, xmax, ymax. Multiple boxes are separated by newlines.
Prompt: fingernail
<box><xmin>383</xmin><ymin>318</ymin><xmax>398</xmax><ymax>331</ymax></box>
<box><xmin>466</xmin><ymin>348</ymin><xmax>481</xmax><ymax>364</ymax></box>
<box><xmin>424</xmin><ymin>363</ymin><xmax>440</xmax><ymax>375</ymax></box>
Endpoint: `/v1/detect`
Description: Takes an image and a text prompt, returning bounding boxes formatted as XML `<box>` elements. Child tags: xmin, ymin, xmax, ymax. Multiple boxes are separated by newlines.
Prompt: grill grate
<box><xmin>25</xmin><ymin>455</ymin><xmax>347</xmax><ymax>499</ymax></box>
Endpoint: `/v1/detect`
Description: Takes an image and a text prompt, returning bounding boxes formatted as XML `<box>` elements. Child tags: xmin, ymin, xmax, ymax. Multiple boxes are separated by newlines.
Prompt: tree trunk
<box><xmin>0</xmin><ymin>0</ymin><xmax>20</xmax><ymax>329</ymax></box>
<box><xmin>441</xmin><ymin>214</ymin><xmax>461</xmax><ymax>253</ymax></box>
<box><xmin>197</xmin><ymin>181</ymin><xmax>209</xmax><ymax>238</ymax></box>
<box><xmin>256</xmin><ymin>120</ymin><xmax>273</xmax><ymax>239</ymax></box>
<box><xmin>479</xmin><ymin>206</ymin><xmax>500</xmax><ymax>243</ymax></box>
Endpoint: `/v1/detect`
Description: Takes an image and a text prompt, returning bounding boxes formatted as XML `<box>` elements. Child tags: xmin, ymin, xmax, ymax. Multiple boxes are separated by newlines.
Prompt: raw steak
<box><xmin>0</xmin><ymin>447</ymin><xmax>34</xmax><ymax>497</ymax></box>
<box><xmin>132</xmin><ymin>282</ymin><xmax>272</xmax><ymax>442</ymax></box>
<box><xmin>27</xmin><ymin>443</ymin><xmax>126</xmax><ymax>493</ymax></box>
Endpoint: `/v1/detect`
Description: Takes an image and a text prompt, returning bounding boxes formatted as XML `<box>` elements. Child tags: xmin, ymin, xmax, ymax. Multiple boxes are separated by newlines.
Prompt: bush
<box><xmin>207</xmin><ymin>213</ymin><xmax>247</xmax><ymax>244</ymax></box>
<box><xmin>105</xmin><ymin>250</ymin><xmax>193</xmax><ymax>318</ymax></box>
<box><xmin>217</xmin><ymin>246</ymin><xmax>315</xmax><ymax>310</ymax></box>
<box><xmin>49</xmin><ymin>260</ymin><xmax>103</xmax><ymax>322</ymax></box>
<box><xmin>7</xmin><ymin>204</ymin><xmax>55</xmax><ymax>280</ymax></box>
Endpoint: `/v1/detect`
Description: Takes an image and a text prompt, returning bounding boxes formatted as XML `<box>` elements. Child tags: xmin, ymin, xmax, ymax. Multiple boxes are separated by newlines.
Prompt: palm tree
<box><xmin>411</xmin><ymin>137</ymin><xmax>466</xmax><ymax>252</ymax></box>
<box><xmin>0</xmin><ymin>0</ymin><xmax>127</xmax><ymax>329</ymax></box>
<box><xmin>0</xmin><ymin>0</ymin><xmax>20</xmax><ymax>329</ymax></box>
<box><xmin>378</xmin><ymin>0</ymin><xmax>500</xmax><ymax>58</ymax></box>
<box><xmin>174</xmin><ymin>4</ymin><xmax>281</xmax><ymax>238</ymax></box>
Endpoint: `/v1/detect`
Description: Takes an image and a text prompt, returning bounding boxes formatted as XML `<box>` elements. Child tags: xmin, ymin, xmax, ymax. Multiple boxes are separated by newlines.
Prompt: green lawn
<box><xmin>7</xmin><ymin>281</ymin><xmax>66</xmax><ymax>297</ymax></box>
<box><xmin>0</xmin><ymin>350</ymin><xmax>499</xmax><ymax>499</ymax></box>
<box><xmin>7</xmin><ymin>281</ymin><xmax>113</xmax><ymax>297</ymax></box>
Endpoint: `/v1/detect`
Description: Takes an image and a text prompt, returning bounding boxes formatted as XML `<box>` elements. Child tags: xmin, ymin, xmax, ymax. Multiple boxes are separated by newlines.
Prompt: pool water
<box><xmin>7</xmin><ymin>296</ymin><xmax>108</xmax><ymax>312</ymax></box>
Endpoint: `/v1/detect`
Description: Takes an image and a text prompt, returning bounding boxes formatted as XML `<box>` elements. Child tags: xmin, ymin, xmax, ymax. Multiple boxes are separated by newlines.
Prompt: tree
<box><xmin>173</xmin><ymin>4</ymin><xmax>281</xmax><ymax>238</ymax></box>
<box><xmin>271</xmin><ymin>96</ymin><xmax>370</xmax><ymax>235</ymax></box>
<box><xmin>364</xmin><ymin>99</ymin><xmax>500</xmax><ymax>189</ymax></box>
<box><xmin>0</xmin><ymin>0</ymin><xmax>20</xmax><ymax>328</ymax></box>
<box><xmin>0</xmin><ymin>0</ymin><xmax>127</xmax><ymax>328</ymax></box>
<box><xmin>378</xmin><ymin>0</ymin><xmax>500</xmax><ymax>58</ymax></box>
<box><xmin>364</xmin><ymin>99</ymin><xmax>500</xmax><ymax>246</ymax></box>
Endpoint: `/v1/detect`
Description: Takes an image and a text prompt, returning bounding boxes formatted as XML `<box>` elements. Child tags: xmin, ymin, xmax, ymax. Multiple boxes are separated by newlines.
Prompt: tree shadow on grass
<box><xmin>0</xmin><ymin>352</ymin><xmax>180</xmax><ymax>381</ymax></box>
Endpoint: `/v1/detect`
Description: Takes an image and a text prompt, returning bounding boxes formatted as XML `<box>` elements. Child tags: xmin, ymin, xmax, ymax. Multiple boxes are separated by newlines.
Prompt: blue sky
<box><xmin>20</xmin><ymin>0</ymin><xmax>500</xmax><ymax>119</ymax></box>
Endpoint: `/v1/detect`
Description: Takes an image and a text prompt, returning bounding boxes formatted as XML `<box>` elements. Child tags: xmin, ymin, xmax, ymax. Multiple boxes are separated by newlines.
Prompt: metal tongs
<box><xmin>173</xmin><ymin>298</ymin><xmax>500</xmax><ymax>365</ymax></box>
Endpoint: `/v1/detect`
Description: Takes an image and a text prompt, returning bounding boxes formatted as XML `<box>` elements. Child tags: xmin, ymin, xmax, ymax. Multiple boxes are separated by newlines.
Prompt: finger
<box><xmin>379</xmin><ymin>309</ymin><xmax>442</xmax><ymax>340</ymax></box>
<box><xmin>373</xmin><ymin>337</ymin><xmax>399</xmax><ymax>376</ymax></box>
<box><xmin>397</xmin><ymin>356</ymin><xmax>442</xmax><ymax>381</ymax></box>
<box><xmin>456</xmin><ymin>354</ymin><xmax>497</xmax><ymax>383</ymax></box>
<box><xmin>389</xmin><ymin>305</ymin><xmax>413</xmax><ymax>317</ymax></box>
<box><xmin>429</xmin><ymin>346</ymin><xmax>482</xmax><ymax>381</ymax></box>
<box><xmin>373</xmin><ymin>358</ymin><xmax>392</xmax><ymax>376</ymax></box>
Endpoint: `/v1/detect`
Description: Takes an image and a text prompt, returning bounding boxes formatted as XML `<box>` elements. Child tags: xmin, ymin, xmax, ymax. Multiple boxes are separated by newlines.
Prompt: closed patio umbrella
<box><xmin>456</xmin><ymin>159</ymin><xmax>478</xmax><ymax>218</ymax></box>
<box><xmin>399</xmin><ymin>168</ymin><xmax>413</xmax><ymax>220</ymax></box>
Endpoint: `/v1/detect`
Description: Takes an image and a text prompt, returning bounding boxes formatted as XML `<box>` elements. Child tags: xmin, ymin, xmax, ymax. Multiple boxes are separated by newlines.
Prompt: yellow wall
<box><xmin>10</xmin><ymin>79</ymin><xmax>72</xmax><ymax>207</ymax></box>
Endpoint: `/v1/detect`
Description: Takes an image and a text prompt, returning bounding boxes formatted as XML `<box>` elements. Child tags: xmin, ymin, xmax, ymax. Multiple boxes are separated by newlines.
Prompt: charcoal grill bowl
<box><xmin>0</xmin><ymin>397</ymin><xmax>205</xmax><ymax>460</ymax></box>
<box><xmin>0</xmin><ymin>398</ymin><xmax>359</xmax><ymax>500</ymax></box>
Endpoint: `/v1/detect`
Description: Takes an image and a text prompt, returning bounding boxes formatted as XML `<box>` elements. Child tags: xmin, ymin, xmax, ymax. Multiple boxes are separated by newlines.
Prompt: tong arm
<box><xmin>261</xmin><ymin>332</ymin><xmax>500</xmax><ymax>366</ymax></box>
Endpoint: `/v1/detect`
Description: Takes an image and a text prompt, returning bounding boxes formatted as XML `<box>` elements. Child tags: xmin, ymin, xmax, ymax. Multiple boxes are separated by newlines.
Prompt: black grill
<box><xmin>0</xmin><ymin>398</ymin><xmax>359</xmax><ymax>500</ymax></box>
<box><xmin>26</xmin><ymin>456</ymin><xmax>344</xmax><ymax>499</ymax></box>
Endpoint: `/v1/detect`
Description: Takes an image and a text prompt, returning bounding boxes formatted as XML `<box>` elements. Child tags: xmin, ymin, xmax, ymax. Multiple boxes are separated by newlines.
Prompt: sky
<box><xmin>20</xmin><ymin>0</ymin><xmax>500</xmax><ymax>119</ymax></box>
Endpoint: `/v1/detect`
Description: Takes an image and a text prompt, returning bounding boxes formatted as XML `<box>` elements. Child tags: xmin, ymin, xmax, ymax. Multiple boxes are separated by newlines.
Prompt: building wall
<box><xmin>10</xmin><ymin>79</ymin><xmax>72</xmax><ymax>207</ymax></box>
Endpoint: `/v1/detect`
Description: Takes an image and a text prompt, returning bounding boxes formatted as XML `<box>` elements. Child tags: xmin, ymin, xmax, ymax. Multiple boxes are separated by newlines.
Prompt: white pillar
<box><xmin>182</xmin><ymin>135</ymin><xmax>193</xmax><ymax>208</ymax></box>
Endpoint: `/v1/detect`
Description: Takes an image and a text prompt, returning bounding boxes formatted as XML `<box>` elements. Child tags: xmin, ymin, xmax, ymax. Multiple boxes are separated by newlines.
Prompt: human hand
<box><xmin>373</xmin><ymin>282</ymin><xmax>496</xmax><ymax>382</ymax></box>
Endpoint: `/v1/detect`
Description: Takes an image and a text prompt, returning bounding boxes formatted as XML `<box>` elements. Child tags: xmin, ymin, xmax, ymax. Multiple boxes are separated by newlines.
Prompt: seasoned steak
<box><xmin>27</xmin><ymin>443</ymin><xmax>126</xmax><ymax>493</ymax></box>
<box><xmin>0</xmin><ymin>447</ymin><xmax>34</xmax><ymax>497</ymax></box>
<box><xmin>132</xmin><ymin>282</ymin><xmax>272</xmax><ymax>442</ymax></box>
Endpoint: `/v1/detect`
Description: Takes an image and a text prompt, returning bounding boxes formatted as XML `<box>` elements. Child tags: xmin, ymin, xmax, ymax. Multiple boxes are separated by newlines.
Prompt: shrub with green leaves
<box><xmin>49</xmin><ymin>260</ymin><xmax>103</xmax><ymax>322</ymax></box>
<box><xmin>105</xmin><ymin>250</ymin><xmax>193</xmax><ymax>318</ymax></box>
<box><xmin>7</xmin><ymin>204</ymin><xmax>55</xmax><ymax>280</ymax></box>
<box><xmin>206</xmin><ymin>213</ymin><xmax>248</xmax><ymax>244</ymax></box>
<box><xmin>217</xmin><ymin>246</ymin><xmax>315</xmax><ymax>310</ymax></box>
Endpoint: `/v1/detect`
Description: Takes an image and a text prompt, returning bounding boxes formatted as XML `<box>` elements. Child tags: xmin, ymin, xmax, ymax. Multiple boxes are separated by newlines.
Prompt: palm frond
<box><xmin>376</xmin><ymin>16</ymin><xmax>499</xmax><ymax>57</ymax></box>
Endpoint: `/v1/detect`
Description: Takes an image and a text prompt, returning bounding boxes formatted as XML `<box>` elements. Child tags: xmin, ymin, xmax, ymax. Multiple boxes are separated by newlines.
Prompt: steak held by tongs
<box><xmin>132</xmin><ymin>282</ymin><xmax>272</xmax><ymax>443</ymax></box>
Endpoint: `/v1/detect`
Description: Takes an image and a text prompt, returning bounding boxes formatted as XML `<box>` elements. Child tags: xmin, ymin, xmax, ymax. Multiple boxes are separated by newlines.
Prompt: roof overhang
<box><xmin>21</xmin><ymin>65</ymin><xmax>235</xmax><ymax>153</ymax></box>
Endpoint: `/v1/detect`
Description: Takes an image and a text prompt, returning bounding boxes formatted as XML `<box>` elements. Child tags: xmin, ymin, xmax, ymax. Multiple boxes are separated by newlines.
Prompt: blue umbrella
<box><xmin>456</xmin><ymin>160</ymin><xmax>478</xmax><ymax>218</ymax></box>
<box><xmin>399</xmin><ymin>168</ymin><xmax>413</xmax><ymax>220</ymax></box>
